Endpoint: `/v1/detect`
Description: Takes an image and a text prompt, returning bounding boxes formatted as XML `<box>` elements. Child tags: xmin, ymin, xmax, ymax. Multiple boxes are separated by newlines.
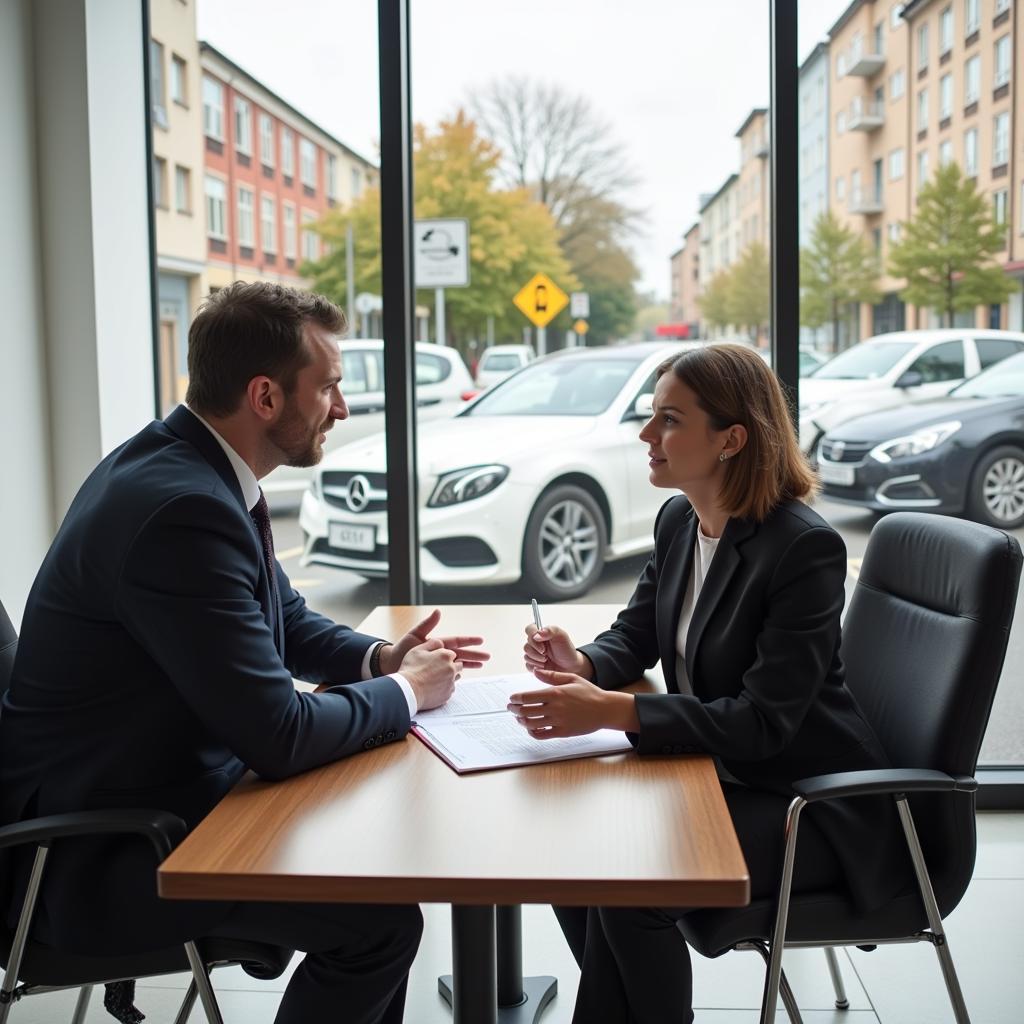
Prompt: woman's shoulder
<box><xmin>761</xmin><ymin>499</ymin><xmax>845</xmax><ymax>554</ymax></box>
<box><xmin>654</xmin><ymin>493</ymin><xmax>694</xmax><ymax>533</ymax></box>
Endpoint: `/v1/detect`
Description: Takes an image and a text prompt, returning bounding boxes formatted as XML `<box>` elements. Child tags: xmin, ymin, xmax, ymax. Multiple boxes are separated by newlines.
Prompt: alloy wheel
<box><xmin>537</xmin><ymin>499</ymin><xmax>600</xmax><ymax>589</ymax></box>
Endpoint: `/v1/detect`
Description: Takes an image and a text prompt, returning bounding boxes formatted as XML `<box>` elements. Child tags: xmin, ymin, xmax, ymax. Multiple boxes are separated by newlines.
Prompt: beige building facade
<box><xmin>735</xmin><ymin>108</ymin><xmax>771</xmax><ymax>254</ymax></box>
<box><xmin>669</xmin><ymin>222</ymin><xmax>701</xmax><ymax>332</ymax></box>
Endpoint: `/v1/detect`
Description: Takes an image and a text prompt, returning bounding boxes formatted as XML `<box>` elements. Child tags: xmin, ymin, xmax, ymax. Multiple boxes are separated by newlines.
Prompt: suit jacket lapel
<box><xmin>684</xmin><ymin>516</ymin><xmax>757</xmax><ymax>686</ymax></box>
<box><xmin>658</xmin><ymin>506</ymin><xmax>697</xmax><ymax>692</ymax></box>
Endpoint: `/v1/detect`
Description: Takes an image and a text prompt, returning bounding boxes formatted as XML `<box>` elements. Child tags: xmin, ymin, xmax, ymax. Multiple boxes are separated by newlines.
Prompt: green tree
<box><xmin>727</xmin><ymin>242</ymin><xmax>771</xmax><ymax>340</ymax></box>
<box><xmin>888</xmin><ymin>162</ymin><xmax>1013</xmax><ymax>325</ymax></box>
<box><xmin>304</xmin><ymin>111</ymin><xmax>577</xmax><ymax>347</ymax></box>
<box><xmin>698</xmin><ymin>268</ymin><xmax>734</xmax><ymax>331</ymax></box>
<box><xmin>800</xmin><ymin>211</ymin><xmax>881</xmax><ymax>352</ymax></box>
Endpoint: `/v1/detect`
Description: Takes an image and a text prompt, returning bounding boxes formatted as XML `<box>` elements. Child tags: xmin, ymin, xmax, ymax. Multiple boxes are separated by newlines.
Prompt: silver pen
<box><xmin>531</xmin><ymin>598</ymin><xmax>543</xmax><ymax>632</ymax></box>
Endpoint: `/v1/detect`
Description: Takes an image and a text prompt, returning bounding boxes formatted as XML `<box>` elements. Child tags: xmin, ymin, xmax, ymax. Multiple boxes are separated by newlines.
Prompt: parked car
<box><xmin>817</xmin><ymin>351</ymin><xmax>1024</xmax><ymax>529</ymax></box>
<box><xmin>799</xmin><ymin>329</ymin><xmax>1024</xmax><ymax>455</ymax></box>
<box><xmin>263</xmin><ymin>339</ymin><xmax>474</xmax><ymax>506</ymax></box>
<box><xmin>800</xmin><ymin>348</ymin><xmax>828</xmax><ymax>376</ymax></box>
<box><xmin>298</xmin><ymin>342</ymin><xmax>703</xmax><ymax>599</ymax></box>
<box><xmin>474</xmin><ymin>344</ymin><xmax>535</xmax><ymax>388</ymax></box>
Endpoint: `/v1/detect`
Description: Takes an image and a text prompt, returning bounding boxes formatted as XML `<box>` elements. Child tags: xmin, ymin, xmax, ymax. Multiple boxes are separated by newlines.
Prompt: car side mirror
<box><xmin>895</xmin><ymin>370</ymin><xmax>924</xmax><ymax>389</ymax></box>
<box><xmin>628</xmin><ymin>394</ymin><xmax>654</xmax><ymax>421</ymax></box>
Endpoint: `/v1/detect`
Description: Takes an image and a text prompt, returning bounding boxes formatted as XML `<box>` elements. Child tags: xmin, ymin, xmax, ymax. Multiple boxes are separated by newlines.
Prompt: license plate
<box><xmin>818</xmin><ymin>461</ymin><xmax>856</xmax><ymax>487</ymax></box>
<box><xmin>328</xmin><ymin>522</ymin><xmax>376</xmax><ymax>553</ymax></box>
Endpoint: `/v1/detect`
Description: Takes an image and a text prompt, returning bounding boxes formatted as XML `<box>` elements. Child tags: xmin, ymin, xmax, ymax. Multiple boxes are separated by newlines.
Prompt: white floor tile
<box><xmin>973</xmin><ymin>812</ymin><xmax>1024</xmax><ymax>880</ymax></box>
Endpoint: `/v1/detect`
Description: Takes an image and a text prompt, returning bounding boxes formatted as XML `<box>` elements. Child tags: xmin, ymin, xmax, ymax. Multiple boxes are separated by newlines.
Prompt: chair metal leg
<box><xmin>172</xmin><ymin>979</ymin><xmax>199</xmax><ymax>1024</ymax></box>
<box><xmin>1</xmin><ymin>845</ymin><xmax>50</xmax><ymax>1024</ymax></box>
<box><xmin>895</xmin><ymin>798</ymin><xmax>971</xmax><ymax>1024</ymax></box>
<box><xmin>70</xmin><ymin>985</ymin><xmax>93</xmax><ymax>1024</ymax></box>
<box><xmin>746</xmin><ymin>939</ymin><xmax>804</xmax><ymax>1024</ymax></box>
<box><xmin>183</xmin><ymin>942</ymin><xmax>224</xmax><ymax>1024</ymax></box>
<box><xmin>823</xmin><ymin>947</ymin><xmax>850</xmax><ymax>1009</ymax></box>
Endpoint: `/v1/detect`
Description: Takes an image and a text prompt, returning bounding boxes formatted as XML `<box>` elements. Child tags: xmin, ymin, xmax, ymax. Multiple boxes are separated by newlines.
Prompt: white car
<box><xmin>799</xmin><ymin>329</ymin><xmax>1024</xmax><ymax>454</ymax></box>
<box><xmin>474</xmin><ymin>344</ymin><xmax>535</xmax><ymax>389</ymax></box>
<box><xmin>264</xmin><ymin>339</ymin><xmax>474</xmax><ymax>506</ymax></box>
<box><xmin>299</xmin><ymin>342</ymin><xmax>702</xmax><ymax>599</ymax></box>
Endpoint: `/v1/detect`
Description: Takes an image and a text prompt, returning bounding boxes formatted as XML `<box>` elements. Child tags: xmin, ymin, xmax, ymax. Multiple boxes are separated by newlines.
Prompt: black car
<box><xmin>817</xmin><ymin>352</ymin><xmax>1024</xmax><ymax>529</ymax></box>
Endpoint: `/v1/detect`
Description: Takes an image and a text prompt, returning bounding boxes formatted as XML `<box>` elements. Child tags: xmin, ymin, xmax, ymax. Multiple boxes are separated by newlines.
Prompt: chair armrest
<box><xmin>792</xmin><ymin>768</ymin><xmax>978</xmax><ymax>803</ymax></box>
<box><xmin>0</xmin><ymin>809</ymin><xmax>187</xmax><ymax>859</ymax></box>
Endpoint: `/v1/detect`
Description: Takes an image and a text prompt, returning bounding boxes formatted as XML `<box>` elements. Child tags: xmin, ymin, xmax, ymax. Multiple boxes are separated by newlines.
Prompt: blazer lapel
<box><xmin>657</xmin><ymin>506</ymin><xmax>697</xmax><ymax>692</ymax></box>
<box><xmin>684</xmin><ymin>516</ymin><xmax>757</xmax><ymax>686</ymax></box>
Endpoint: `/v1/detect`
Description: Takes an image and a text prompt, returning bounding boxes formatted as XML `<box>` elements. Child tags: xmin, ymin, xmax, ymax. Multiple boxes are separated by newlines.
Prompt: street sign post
<box><xmin>414</xmin><ymin>219</ymin><xmax>470</xmax><ymax>346</ymax></box>
<box><xmin>513</xmin><ymin>273</ymin><xmax>569</xmax><ymax>355</ymax></box>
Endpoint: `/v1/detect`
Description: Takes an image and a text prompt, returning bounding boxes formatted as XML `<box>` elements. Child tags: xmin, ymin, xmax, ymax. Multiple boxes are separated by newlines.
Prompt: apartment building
<box><xmin>735</xmin><ymin>108</ymin><xmax>771</xmax><ymax>254</ymax></box>
<box><xmin>150</xmin><ymin>0</ymin><xmax>206</xmax><ymax>413</ymax></box>
<box><xmin>698</xmin><ymin>175</ymin><xmax>741</xmax><ymax>338</ymax></box>
<box><xmin>799</xmin><ymin>42</ymin><xmax>831</xmax><ymax>248</ymax></box>
<box><xmin>901</xmin><ymin>0</ymin><xmax>1024</xmax><ymax>330</ymax></box>
<box><xmin>669</xmin><ymin>222</ymin><xmax>701</xmax><ymax>331</ymax></box>
<box><xmin>200</xmin><ymin>43</ymin><xmax>378</xmax><ymax>295</ymax></box>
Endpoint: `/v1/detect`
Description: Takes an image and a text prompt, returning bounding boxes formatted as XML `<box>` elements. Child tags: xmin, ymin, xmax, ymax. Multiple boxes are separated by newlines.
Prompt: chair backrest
<box><xmin>841</xmin><ymin>512</ymin><xmax>1022</xmax><ymax>910</ymax></box>
<box><xmin>0</xmin><ymin>597</ymin><xmax>16</xmax><ymax>697</ymax></box>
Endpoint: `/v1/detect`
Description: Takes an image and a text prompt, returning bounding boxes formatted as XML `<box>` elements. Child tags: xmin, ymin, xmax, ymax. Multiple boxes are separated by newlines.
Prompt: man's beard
<box><xmin>269</xmin><ymin>400</ymin><xmax>328</xmax><ymax>468</ymax></box>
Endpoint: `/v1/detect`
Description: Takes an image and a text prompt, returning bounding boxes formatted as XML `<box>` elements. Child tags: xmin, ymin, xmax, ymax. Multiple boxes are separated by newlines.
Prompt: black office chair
<box><xmin>677</xmin><ymin>511</ymin><xmax>1022</xmax><ymax>1024</ymax></box>
<box><xmin>0</xmin><ymin>598</ymin><xmax>293</xmax><ymax>1024</ymax></box>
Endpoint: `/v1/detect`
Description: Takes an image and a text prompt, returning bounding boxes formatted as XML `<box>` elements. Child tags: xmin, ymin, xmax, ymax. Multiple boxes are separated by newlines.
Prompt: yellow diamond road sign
<box><xmin>513</xmin><ymin>273</ymin><xmax>569</xmax><ymax>328</ymax></box>
<box><xmin>574</xmin><ymin>319</ymin><xmax>589</xmax><ymax>335</ymax></box>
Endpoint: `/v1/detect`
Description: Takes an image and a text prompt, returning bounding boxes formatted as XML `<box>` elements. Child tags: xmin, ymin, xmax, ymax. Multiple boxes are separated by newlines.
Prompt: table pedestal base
<box><xmin>438</xmin><ymin>974</ymin><xmax>558</xmax><ymax>1024</ymax></box>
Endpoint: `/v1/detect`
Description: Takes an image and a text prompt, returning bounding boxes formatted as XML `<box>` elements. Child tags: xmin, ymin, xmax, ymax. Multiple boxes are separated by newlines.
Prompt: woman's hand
<box><xmin>507</xmin><ymin>669</ymin><xmax>638</xmax><ymax>738</ymax></box>
<box><xmin>522</xmin><ymin>624</ymin><xmax>594</xmax><ymax>680</ymax></box>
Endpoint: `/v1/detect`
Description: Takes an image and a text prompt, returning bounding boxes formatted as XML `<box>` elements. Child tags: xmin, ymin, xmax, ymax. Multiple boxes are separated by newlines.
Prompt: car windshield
<box><xmin>811</xmin><ymin>340</ymin><xmax>916</xmax><ymax>380</ymax></box>
<box><xmin>481</xmin><ymin>354</ymin><xmax>522</xmax><ymax>371</ymax></box>
<box><xmin>465</xmin><ymin>356</ymin><xmax>641</xmax><ymax>416</ymax></box>
<box><xmin>952</xmin><ymin>352</ymin><xmax>1024</xmax><ymax>399</ymax></box>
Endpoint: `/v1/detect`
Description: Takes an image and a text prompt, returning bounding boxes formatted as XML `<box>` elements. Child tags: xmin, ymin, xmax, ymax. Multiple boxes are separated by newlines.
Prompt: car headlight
<box><xmin>869</xmin><ymin>421</ymin><xmax>961</xmax><ymax>463</ymax></box>
<box><xmin>428</xmin><ymin>465</ymin><xmax>509</xmax><ymax>507</ymax></box>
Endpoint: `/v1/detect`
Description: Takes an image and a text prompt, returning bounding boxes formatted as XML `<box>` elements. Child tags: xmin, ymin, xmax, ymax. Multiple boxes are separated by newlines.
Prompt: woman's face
<box><xmin>638</xmin><ymin>373</ymin><xmax>740</xmax><ymax>492</ymax></box>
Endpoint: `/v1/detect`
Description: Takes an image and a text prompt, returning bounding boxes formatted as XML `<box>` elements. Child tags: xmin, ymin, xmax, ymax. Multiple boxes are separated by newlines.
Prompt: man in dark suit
<box><xmin>0</xmin><ymin>282</ymin><xmax>487</xmax><ymax>1023</ymax></box>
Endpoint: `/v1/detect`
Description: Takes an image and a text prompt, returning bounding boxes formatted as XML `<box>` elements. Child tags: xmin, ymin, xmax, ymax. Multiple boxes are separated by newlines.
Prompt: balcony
<box><xmin>844</xmin><ymin>46</ymin><xmax>885</xmax><ymax>77</ymax></box>
<box><xmin>848</xmin><ymin>99</ymin><xmax>885</xmax><ymax>131</ymax></box>
<box><xmin>849</xmin><ymin>188</ymin><xmax>884</xmax><ymax>215</ymax></box>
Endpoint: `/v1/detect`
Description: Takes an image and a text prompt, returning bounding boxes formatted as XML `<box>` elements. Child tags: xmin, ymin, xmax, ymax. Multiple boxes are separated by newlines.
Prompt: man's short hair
<box><xmin>185</xmin><ymin>281</ymin><xmax>347</xmax><ymax>417</ymax></box>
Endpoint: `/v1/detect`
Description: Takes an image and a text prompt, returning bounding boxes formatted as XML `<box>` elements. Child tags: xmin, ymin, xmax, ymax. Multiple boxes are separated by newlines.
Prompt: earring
<box><xmin>719</xmin><ymin>452</ymin><xmax>728</xmax><ymax>462</ymax></box>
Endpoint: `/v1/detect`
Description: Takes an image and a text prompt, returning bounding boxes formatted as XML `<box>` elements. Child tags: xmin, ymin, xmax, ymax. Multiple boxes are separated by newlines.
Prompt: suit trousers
<box><xmin>554</xmin><ymin>782</ymin><xmax>845</xmax><ymax>1024</ymax></box>
<box><xmin>206</xmin><ymin>900</ymin><xmax>423</xmax><ymax>1024</ymax></box>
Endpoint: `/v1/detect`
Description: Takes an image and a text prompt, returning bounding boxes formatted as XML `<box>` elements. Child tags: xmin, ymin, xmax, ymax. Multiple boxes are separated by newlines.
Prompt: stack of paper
<box><xmin>412</xmin><ymin>673</ymin><xmax>633</xmax><ymax>773</ymax></box>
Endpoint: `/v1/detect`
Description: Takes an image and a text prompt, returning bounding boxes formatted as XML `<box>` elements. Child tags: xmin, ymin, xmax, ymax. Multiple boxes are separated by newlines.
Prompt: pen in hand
<box><xmin>531</xmin><ymin>598</ymin><xmax>543</xmax><ymax>633</ymax></box>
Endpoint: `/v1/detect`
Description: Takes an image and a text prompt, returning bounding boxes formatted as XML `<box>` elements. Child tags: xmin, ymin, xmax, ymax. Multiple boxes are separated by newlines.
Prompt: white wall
<box><xmin>0</xmin><ymin>0</ymin><xmax>156</xmax><ymax>625</ymax></box>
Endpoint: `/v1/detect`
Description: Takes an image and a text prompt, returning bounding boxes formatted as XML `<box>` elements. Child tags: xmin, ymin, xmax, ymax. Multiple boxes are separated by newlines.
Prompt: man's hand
<box><xmin>522</xmin><ymin>624</ymin><xmax>593</xmax><ymax>680</ymax></box>
<box><xmin>378</xmin><ymin>609</ymin><xmax>490</xmax><ymax>678</ymax></box>
<box><xmin>507</xmin><ymin>669</ymin><xmax>638</xmax><ymax>738</ymax></box>
<box><xmin>400</xmin><ymin>639</ymin><xmax>461</xmax><ymax>711</ymax></box>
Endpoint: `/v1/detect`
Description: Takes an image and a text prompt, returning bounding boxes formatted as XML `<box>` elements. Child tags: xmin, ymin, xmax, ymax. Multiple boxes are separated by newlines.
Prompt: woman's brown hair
<box><xmin>657</xmin><ymin>343</ymin><xmax>818</xmax><ymax>521</ymax></box>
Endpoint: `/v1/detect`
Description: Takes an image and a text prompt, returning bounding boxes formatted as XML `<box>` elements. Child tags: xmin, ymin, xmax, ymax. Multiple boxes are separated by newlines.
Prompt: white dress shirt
<box><xmin>673</xmin><ymin>526</ymin><xmax>721</xmax><ymax>696</ymax></box>
<box><xmin>186</xmin><ymin>406</ymin><xmax>417</xmax><ymax>717</ymax></box>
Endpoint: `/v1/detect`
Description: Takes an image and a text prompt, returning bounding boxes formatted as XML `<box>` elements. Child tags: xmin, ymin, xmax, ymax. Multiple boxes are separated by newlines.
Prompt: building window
<box><xmin>995</xmin><ymin>0</ymin><xmax>1010</xmax><ymax>12</ymax></box>
<box><xmin>939</xmin><ymin>74</ymin><xmax>952</xmax><ymax>119</ymax></box>
<box><xmin>917</xmin><ymin>88</ymin><xmax>929</xmax><ymax>130</ymax></box>
<box><xmin>326</xmin><ymin>154</ymin><xmax>337</xmax><ymax>200</ymax></box>
<box><xmin>283</xmin><ymin>202</ymin><xmax>297</xmax><ymax>259</ymax></box>
<box><xmin>174</xmin><ymin>165</ymin><xmax>190</xmax><ymax>213</ymax></box>
<box><xmin>887</xmin><ymin>222</ymin><xmax>902</xmax><ymax>243</ymax></box>
<box><xmin>300</xmin><ymin>139</ymin><xmax>316</xmax><ymax>189</ymax></box>
<box><xmin>261</xmin><ymin>195</ymin><xmax>276</xmax><ymax>252</ymax></box>
<box><xmin>204</xmin><ymin>175</ymin><xmax>226</xmax><ymax>239</ymax></box>
<box><xmin>259</xmin><ymin>114</ymin><xmax>274</xmax><ymax>167</ymax></box>
<box><xmin>891</xmin><ymin>3</ymin><xmax>904</xmax><ymax>28</ymax></box>
<box><xmin>149</xmin><ymin>39</ymin><xmax>167</xmax><ymax>129</ymax></box>
<box><xmin>939</xmin><ymin>139</ymin><xmax>953</xmax><ymax>165</ymax></box>
<box><xmin>873</xmin><ymin>21</ymin><xmax>885</xmax><ymax>55</ymax></box>
<box><xmin>994</xmin><ymin>35</ymin><xmax>1011</xmax><ymax>87</ymax></box>
<box><xmin>170</xmin><ymin>54</ymin><xmax>187</xmax><ymax>106</ymax></box>
<box><xmin>917</xmin><ymin>150</ymin><xmax>929</xmax><ymax>187</ymax></box>
<box><xmin>234</xmin><ymin>97</ymin><xmax>252</xmax><ymax>154</ymax></box>
<box><xmin>202</xmin><ymin>76</ymin><xmax>223</xmax><ymax>140</ymax></box>
<box><xmin>964</xmin><ymin>0</ymin><xmax>979</xmax><ymax>34</ymax></box>
<box><xmin>281</xmin><ymin>127</ymin><xmax>295</xmax><ymax>178</ymax></box>
<box><xmin>890</xmin><ymin>67</ymin><xmax>905</xmax><ymax>99</ymax></box>
<box><xmin>994</xmin><ymin>111</ymin><xmax>1009</xmax><ymax>164</ymax></box>
<box><xmin>836</xmin><ymin>175</ymin><xmax>846</xmax><ymax>201</ymax></box>
<box><xmin>237</xmin><ymin>186</ymin><xmax>255</xmax><ymax>247</ymax></box>
<box><xmin>917</xmin><ymin>23</ymin><xmax>929</xmax><ymax>70</ymax></box>
<box><xmin>836</xmin><ymin>111</ymin><xmax>846</xmax><ymax>134</ymax></box>
<box><xmin>964</xmin><ymin>55</ymin><xmax>981</xmax><ymax>104</ymax></box>
<box><xmin>153</xmin><ymin>156</ymin><xmax>167</xmax><ymax>208</ymax></box>
<box><xmin>301</xmin><ymin>210</ymin><xmax>318</xmax><ymax>262</ymax></box>
<box><xmin>939</xmin><ymin>6</ymin><xmax>953</xmax><ymax>53</ymax></box>
<box><xmin>964</xmin><ymin>127</ymin><xmax>978</xmax><ymax>175</ymax></box>
<box><xmin>889</xmin><ymin>147</ymin><xmax>905</xmax><ymax>181</ymax></box>
<box><xmin>994</xmin><ymin>189</ymin><xmax>1008</xmax><ymax>226</ymax></box>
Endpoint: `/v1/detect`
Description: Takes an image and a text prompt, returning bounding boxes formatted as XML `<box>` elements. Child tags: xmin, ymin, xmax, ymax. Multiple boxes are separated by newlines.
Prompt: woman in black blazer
<box><xmin>508</xmin><ymin>344</ymin><xmax>910</xmax><ymax>1024</ymax></box>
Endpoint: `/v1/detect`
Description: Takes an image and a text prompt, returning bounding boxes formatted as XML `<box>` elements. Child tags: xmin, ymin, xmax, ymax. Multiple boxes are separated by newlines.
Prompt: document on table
<box><xmin>411</xmin><ymin>673</ymin><xmax>633</xmax><ymax>774</ymax></box>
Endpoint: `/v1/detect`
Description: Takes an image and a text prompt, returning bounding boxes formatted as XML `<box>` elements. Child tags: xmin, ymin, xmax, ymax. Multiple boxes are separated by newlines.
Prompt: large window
<box><xmin>236</xmin><ymin>185</ymin><xmax>254</xmax><ymax>247</ymax></box>
<box><xmin>994</xmin><ymin>111</ymin><xmax>1009</xmax><ymax>166</ymax></box>
<box><xmin>259</xmin><ymin>113</ymin><xmax>274</xmax><ymax>167</ymax></box>
<box><xmin>260</xmin><ymin>194</ymin><xmax>276</xmax><ymax>253</ymax></box>
<box><xmin>234</xmin><ymin>95</ymin><xmax>252</xmax><ymax>154</ymax></box>
<box><xmin>994</xmin><ymin>35</ymin><xmax>1011</xmax><ymax>88</ymax></box>
<box><xmin>964</xmin><ymin>54</ymin><xmax>980</xmax><ymax>105</ymax></box>
<box><xmin>202</xmin><ymin>75</ymin><xmax>223</xmax><ymax>139</ymax></box>
<box><xmin>281</xmin><ymin>126</ymin><xmax>295</xmax><ymax>178</ymax></box>
<box><xmin>299</xmin><ymin>138</ymin><xmax>316</xmax><ymax>189</ymax></box>
<box><xmin>204</xmin><ymin>175</ymin><xmax>226</xmax><ymax>238</ymax></box>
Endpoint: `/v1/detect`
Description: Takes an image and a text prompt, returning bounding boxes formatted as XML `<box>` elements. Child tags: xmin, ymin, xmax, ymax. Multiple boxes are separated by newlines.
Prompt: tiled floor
<box><xmin>9</xmin><ymin>813</ymin><xmax>1024</xmax><ymax>1023</ymax></box>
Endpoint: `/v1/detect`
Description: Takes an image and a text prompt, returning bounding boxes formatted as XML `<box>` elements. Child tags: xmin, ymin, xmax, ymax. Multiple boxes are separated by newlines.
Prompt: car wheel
<box><xmin>967</xmin><ymin>446</ymin><xmax>1024</xmax><ymax>530</ymax></box>
<box><xmin>521</xmin><ymin>484</ymin><xmax>607</xmax><ymax>601</ymax></box>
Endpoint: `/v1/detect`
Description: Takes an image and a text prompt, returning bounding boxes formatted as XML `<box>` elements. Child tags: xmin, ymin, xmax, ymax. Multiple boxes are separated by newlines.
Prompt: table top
<box><xmin>158</xmin><ymin>604</ymin><xmax>750</xmax><ymax>907</ymax></box>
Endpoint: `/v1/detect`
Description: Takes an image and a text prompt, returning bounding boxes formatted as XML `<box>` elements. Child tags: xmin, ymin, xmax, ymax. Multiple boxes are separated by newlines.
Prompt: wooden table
<box><xmin>159</xmin><ymin>605</ymin><xmax>749</xmax><ymax>1022</ymax></box>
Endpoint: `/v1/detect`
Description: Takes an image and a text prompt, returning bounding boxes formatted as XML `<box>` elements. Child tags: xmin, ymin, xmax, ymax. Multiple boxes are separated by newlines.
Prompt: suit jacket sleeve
<box><xmin>114</xmin><ymin>491</ymin><xmax>410</xmax><ymax>781</ymax></box>
<box><xmin>633</xmin><ymin>524</ymin><xmax>846</xmax><ymax>759</ymax></box>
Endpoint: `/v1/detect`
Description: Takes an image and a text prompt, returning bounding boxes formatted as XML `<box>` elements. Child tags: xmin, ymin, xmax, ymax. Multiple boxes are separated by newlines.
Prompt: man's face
<box><xmin>267</xmin><ymin>325</ymin><xmax>348</xmax><ymax>468</ymax></box>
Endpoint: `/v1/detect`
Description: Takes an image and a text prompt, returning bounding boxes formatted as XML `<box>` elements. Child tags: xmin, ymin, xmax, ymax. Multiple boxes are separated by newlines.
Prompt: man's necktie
<box><xmin>250</xmin><ymin>490</ymin><xmax>280</xmax><ymax>613</ymax></box>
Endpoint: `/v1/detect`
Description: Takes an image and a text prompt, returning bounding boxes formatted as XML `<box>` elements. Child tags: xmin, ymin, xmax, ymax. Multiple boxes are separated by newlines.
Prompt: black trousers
<box><xmin>206</xmin><ymin>900</ymin><xmax>423</xmax><ymax>1024</ymax></box>
<box><xmin>554</xmin><ymin>782</ymin><xmax>845</xmax><ymax>1024</ymax></box>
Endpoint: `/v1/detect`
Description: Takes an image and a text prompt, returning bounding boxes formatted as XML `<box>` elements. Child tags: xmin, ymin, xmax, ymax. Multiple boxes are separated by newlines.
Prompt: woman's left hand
<box><xmin>507</xmin><ymin>669</ymin><xmax>639</xmax><ymax>738</ymax></box>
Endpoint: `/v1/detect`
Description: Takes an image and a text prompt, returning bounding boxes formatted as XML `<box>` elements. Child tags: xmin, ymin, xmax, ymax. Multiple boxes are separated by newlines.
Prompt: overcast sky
<box><xmin>197</xmin><ymin>0</ymin><xmax>851</xmax><ymax>300</ymax></box>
